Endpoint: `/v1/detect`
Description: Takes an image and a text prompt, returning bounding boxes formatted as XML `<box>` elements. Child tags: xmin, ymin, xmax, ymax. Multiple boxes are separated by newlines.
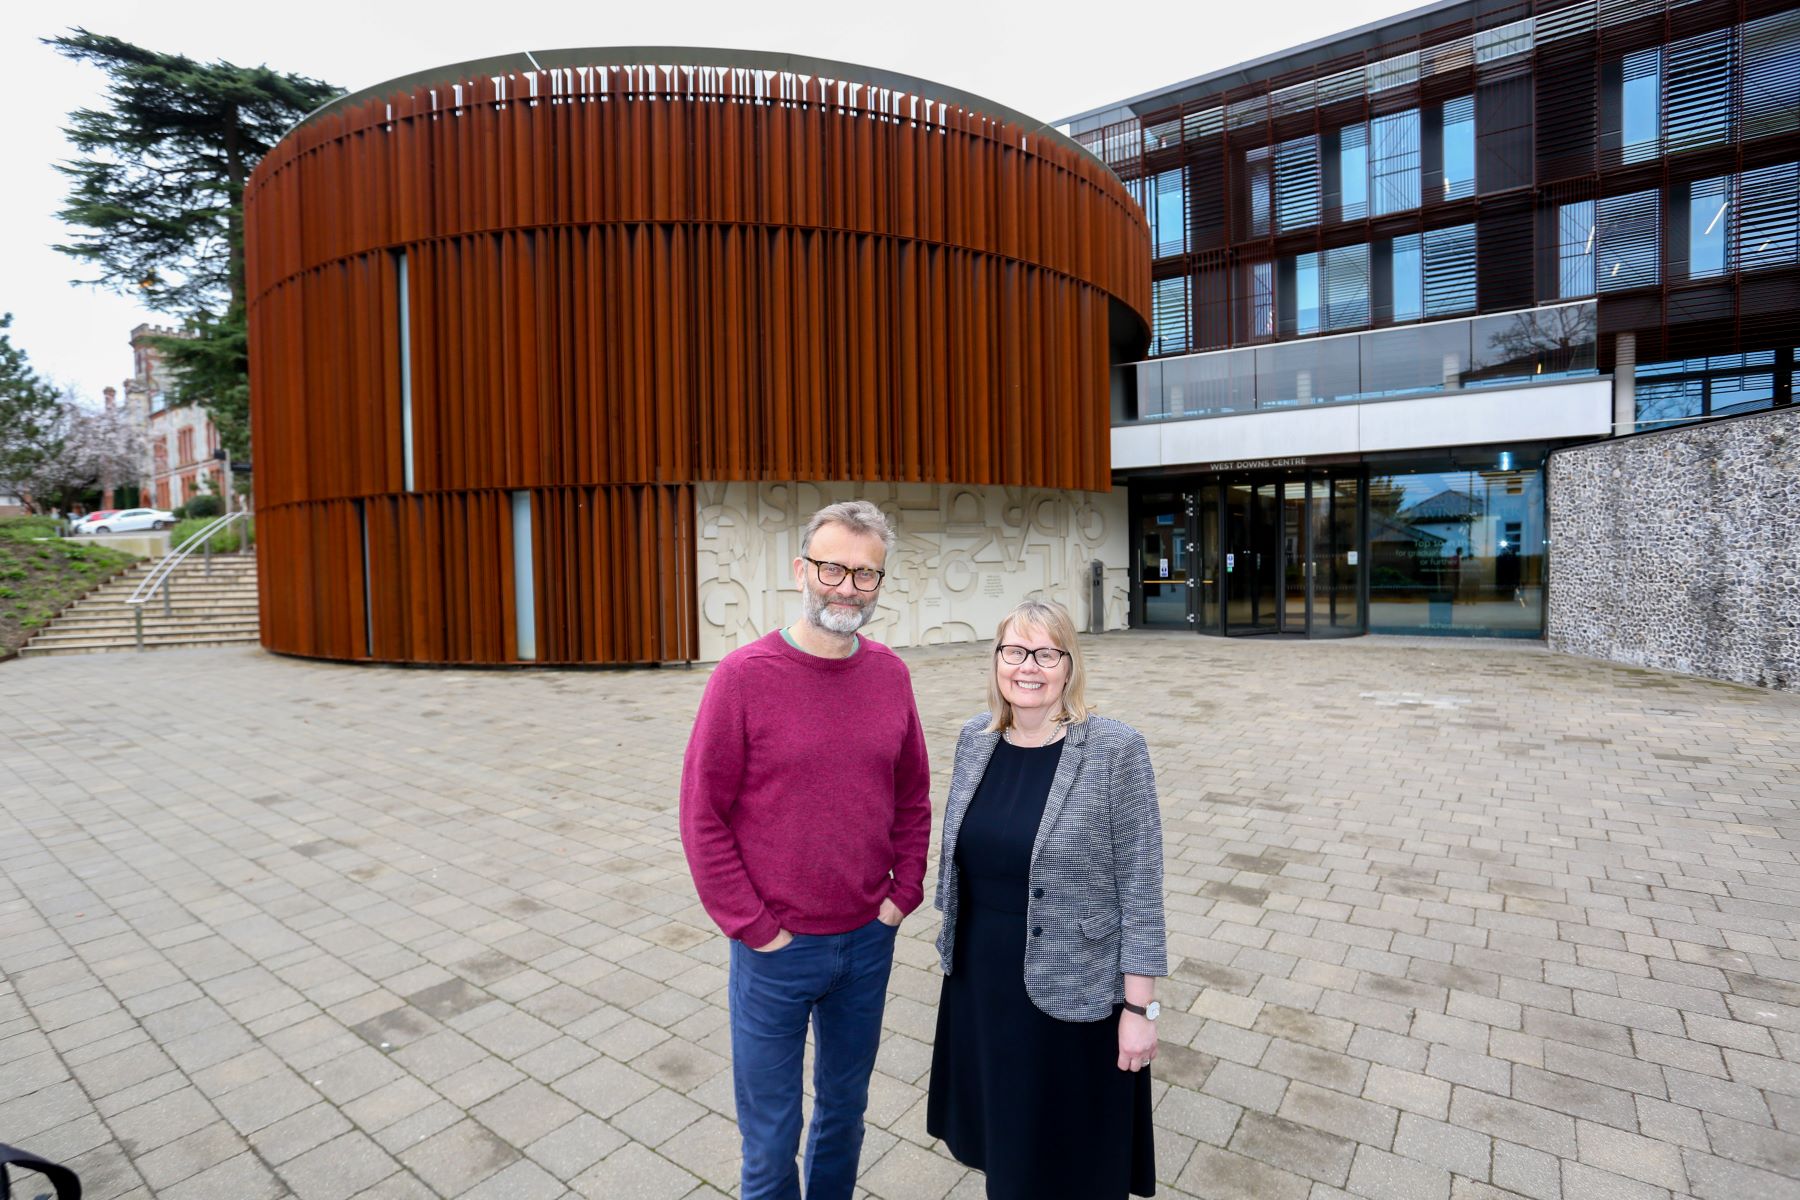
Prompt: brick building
<box><xmin>122</xmin><ymin>324</ymin><xmax>224</xmax><ymax>512</ymax></box>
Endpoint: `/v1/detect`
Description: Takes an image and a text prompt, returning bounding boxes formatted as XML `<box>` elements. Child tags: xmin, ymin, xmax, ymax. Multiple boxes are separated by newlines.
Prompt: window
<box><xmin>1475</xmin><ymin>19</ymin><xmax>1534</xmax><ymax>64</ymax></box>
<box><xmin>1637</xmin><ymin>351</ymin><xmax>1779</xmax><ymax>427</ymax></box>
<box><xmin>1295</xmin><ymin>253</ymin><xmax>1322</xmax><ymax>335</ymax></box>
<box><xmin>1245</xmin><ymin>146</ymin><xmax>1272</xmax><ymax>238</ymax></box>
<box><xmin>1742</xmin><ymin>9</ymin><xmax>1800</xmax><ymax>140</ymax></box>
<box><xmin>1150</xmin><ymin>275</ymin><xmax>1190</xmax><ymax>356</ymax></box>
<box><xmin>152</xmin><ymin>439</ymin><xmax>168</xmax><ymax>469</ymax></box>
<box><xmin>1338</xmin><ymin>124</ymin><xmax>1368</xmax><ymax>221</ymax></box>
<box><xmin>1665</xmin><ymin>28</ymin><xmax>1734</xmax><ymax>153</ymax></box>
<box><xmin>1596</xmin><ymin>190</ymin><xmax>1660</xmax><ymax>290</ymax></box>
<box><xmin>1475</xmin><ymin>76</ymin><xmax>1533</xmax><ymax>193</ymax></box>
<box><xmin>1687</xmin><ymin>176</ymin><xmax>1731</xmax><ymax>279</ymax></box>
<box><xmin>1559</xmin><ymin>200</ymin><xmax>1596</xmax><ymax>298</ymax></box>
<box><xmin>1390</xmin><ymin>233</ymin><xmax>1423</xmax><ymax>322</ymax></box>
<box><xmin>1371</xmin><ymin>109</ymin><xmax>1421</xmax><ymax>216</ymax></box>
<box><xmin>1322</xmin><ymin>243</ymin><xmax>1370</xmax><ymax>330</ymax></box>
<box><xmin>177</xmin><ymin>428</ymin><xmax>195</xmax><ymax>465</ymax></box>
<box><xmin>1441</xmin><ymin>97</ymin><xmax>1475</xmax><ymax>201</ymax></box>
<box><xmin>1738</xmin><ymin>161</ymin><xmax>1799</xmax><ymax>271</ymax></box>
<box><xmin>1144</xmin><ymin>169</ymin><xmax>1187</xmax><ymax>259</ymax></box>
<box><xmin>1274</xmin><ymin>136</ymin><xmax>1320</xmax><ymax>233</ymax></box>
<box><xmin>1622</xmin><ymin>48</ymin><xmax>1661</xmax><ymax>164</ymax></box>
<box><xmin>1423</xmin><ymin>224</ymin><xmax>1477</xmax><ymax>316</ymax></box>
<box><xmin>1244</xmin><ymin>261</ymin><xmax>1275</xmax><ymax>343</ymax></box>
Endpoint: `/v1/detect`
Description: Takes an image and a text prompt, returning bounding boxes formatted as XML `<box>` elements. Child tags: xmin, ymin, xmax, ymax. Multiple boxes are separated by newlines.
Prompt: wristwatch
<box><xmin>1122</xmin><ymin>1000</ymin><xmax>1161</xmax><ymax>1020</ymax></box>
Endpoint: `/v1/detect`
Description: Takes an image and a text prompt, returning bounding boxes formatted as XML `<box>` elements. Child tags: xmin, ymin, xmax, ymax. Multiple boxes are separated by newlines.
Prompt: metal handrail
<box><xmin>124</xmin><ymin>510</ymin><xmax>254</xmax><ymax>651</ymax></box>
<box><xmin>128</xmin><ymin>510</ymin><xmax>252</xmax><ymax>606</ymax></box>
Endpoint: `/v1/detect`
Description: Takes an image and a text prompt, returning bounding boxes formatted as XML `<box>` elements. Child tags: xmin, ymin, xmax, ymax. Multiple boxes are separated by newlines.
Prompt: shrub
<box><xmin>172</xmin><ymin>516</ymin><xmax>254</xmax><ymax>553</ymax></box>
<box><xmin>185</xmin><ymin>494</ymin><xmax>224</xmax><ymax>519</ymax></box>
<box><xmin>0</xmin><ymin>516</ymin><xmax>61</xmax><ymax>542</ymax></box>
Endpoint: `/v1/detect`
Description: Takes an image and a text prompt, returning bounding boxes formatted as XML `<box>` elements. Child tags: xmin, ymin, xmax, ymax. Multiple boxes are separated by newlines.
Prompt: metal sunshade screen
<box><xmin>528</xmin><ymin>485</ymin><xmax>697</xmax><ymax>665</ymax></box>
<box><xmin>254</xmin><ymin>501</ymin><xmax>367</xmax><ymax>661</ymax></box>
<box><xmin>244</xmin><ymin>60</ymin><xmax>1149</xmax><ymax>665</ymax></box>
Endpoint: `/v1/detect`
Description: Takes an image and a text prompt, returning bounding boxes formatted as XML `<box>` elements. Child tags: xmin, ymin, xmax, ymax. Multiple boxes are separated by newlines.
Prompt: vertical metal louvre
<box><xmin>245</xmin><ymin>58</ymin><xmax>1152</xmax><ymax>665</ymax></box>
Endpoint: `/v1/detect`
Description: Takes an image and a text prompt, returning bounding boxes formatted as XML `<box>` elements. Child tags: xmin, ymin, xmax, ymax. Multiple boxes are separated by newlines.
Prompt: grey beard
<box><xmin>803</xmin><ymin>586</ymin><xmax>872</xmax><ymax>634</ymax></box>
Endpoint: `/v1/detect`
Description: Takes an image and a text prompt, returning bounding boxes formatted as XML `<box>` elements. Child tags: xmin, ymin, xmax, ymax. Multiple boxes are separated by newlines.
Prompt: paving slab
<box><xmin>2</xmin><ymin>634</ymin><xmax>1798</xmax><ymax>1198</ymax></box>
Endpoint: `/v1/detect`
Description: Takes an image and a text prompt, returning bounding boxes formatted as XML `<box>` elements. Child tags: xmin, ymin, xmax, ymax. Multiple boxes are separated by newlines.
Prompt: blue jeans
<box><xmin>729</xmin><ymin>916</ymin><xmax>898</xmax><ymax>1200</ymax></box>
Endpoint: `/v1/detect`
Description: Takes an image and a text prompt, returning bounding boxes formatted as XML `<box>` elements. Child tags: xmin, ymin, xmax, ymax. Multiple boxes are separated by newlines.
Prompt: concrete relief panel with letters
<box><xmin>696</xmin><ymin>482</ymin><xmax>1130</xmax><ymax>661</ymax></box>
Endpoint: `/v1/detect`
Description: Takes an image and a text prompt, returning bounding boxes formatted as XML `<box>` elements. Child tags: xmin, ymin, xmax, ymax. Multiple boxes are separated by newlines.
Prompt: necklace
<box><xmin>1003</xmin><ymin>720</ymin><xmax>1065</xmax><ymax>748</ymax></box>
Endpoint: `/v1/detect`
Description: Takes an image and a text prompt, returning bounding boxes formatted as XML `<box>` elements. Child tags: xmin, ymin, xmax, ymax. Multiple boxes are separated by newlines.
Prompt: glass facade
<box><xmin>1686</xmin><ymin>176</ymin><xmax>1731</xmax><ymax>278</ymax></box>
<box><xmin>1090</xmin><ymin>3</ymin><xmax>1800</xmax><ymax>647</ymax></box>
<box><xmin>1621</xmin><ymin>47</ymin><xmax>1661</xmax><ymax>164</ymax></box>
<box><xmin>1106</xmin><ymin>8</ymin><xmax>1800</xmax><ymax>363</ymax></box>
<box><xmin>1130</xmin><ymin>303</ymin><xmax>1597</xmax><ymax>422</ymax></box>
<box><xmin>1636</xmin><ymin>350</ymin><xmax>1791</xmax><ymax>428</ymax></box>
<box><xmin>1367</xmin><ymin>455</ymin><xmax>1545</xmax><ymax>638</ymax></box>
<box><xmin>1371</xmin><ymin>109</ymin><xmax>1422</xmax><ymax>216</ymax></box>
<box><xmin>1441</xmin><ymin>96</ymin><xmax>1476</xmax><ymax>201</ymax></box>
<box><xmin>1131</xmin><ymin>446</ymin><xmax>1548</xmax><ymax>640</ymax></box>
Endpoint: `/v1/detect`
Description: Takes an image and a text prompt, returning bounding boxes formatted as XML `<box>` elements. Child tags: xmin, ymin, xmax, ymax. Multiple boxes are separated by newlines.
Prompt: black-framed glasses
<box><xmin>997</xmin><ymin>644</ymin><xmax>1070</xmax><ymax>669</ymax></box>
<box><xmin>804</xmin><ymin>557</ymin><xmax>886</xmax><ymax>592</ymax></box>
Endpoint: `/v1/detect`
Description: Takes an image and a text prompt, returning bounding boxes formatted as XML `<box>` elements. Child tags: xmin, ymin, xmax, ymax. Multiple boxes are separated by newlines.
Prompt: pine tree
<box><xmin>48</xmin><ymin>29</ymin><xmax>341</xmax><ymax>459</ymax></box>
<box><xmin>0</xmin><ymin>314</ymin><xmax>64</xmax><ymax>507</ymax></box>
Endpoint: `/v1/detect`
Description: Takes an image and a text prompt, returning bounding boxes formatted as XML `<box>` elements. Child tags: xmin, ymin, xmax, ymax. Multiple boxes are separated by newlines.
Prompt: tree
<box><xmin>24</xmin><ymin>397</ymin><xmax>149</xmax><ymax>517</ymax></box>
<box><xmin>0</xmin><ymin>314</ymin><xmax>65</xmax><ymax>507</ymax></box>
<box><xmin>48</xmin><ymin>29</ymin><xmax>341</xmax><ymax>458</ymax></box>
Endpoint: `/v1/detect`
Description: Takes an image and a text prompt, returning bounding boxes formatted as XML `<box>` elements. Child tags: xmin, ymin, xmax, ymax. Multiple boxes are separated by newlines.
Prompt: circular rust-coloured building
<box><xmin>246</xmin><ymin>48</ymin><xmax>1150</xmax><ymax>665</ymax></box>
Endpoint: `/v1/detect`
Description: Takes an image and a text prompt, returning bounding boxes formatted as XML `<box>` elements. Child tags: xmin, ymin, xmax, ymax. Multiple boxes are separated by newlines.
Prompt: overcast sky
<box><xmin>2</xmin><ymin>0</ymin><xmax>1427</xmax><ymax>399</ymax></box>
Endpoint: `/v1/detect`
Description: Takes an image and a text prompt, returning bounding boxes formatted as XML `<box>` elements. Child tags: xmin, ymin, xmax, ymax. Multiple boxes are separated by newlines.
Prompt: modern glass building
<box><xmin>1063</xmin><ymin>0</ymin><xmax>1799</xmax><ymax>638</ymax></box>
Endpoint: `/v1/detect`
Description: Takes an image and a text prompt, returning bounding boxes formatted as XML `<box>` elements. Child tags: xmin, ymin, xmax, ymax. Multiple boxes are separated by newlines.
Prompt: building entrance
<box><xmin>1136</xmin><ymin>471</ymin><xmax>1365</xmax><ymax>637</ymax></box>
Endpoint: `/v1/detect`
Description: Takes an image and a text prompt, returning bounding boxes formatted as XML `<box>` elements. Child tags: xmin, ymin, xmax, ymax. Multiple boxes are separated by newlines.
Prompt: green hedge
<box><xmin>172</xmin><ymin>516</ymin><xmax>255</xmax><ymax>553</ymax></box>
<box><xmin>0</xmin><ymin>515</ymin><xmax>62</xmax><ymax>543</ymax></box>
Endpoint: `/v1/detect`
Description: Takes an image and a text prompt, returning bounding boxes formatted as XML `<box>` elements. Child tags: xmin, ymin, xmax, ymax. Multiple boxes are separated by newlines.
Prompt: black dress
<box><xmin>927</xmin><ymin>739</ymin><xmax>1156</xmax><ymax>1199</ymax></box>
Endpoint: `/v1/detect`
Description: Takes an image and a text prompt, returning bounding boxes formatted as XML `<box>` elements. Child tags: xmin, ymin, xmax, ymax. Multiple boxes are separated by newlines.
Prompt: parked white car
<box><xmin>77</xmin><ymin>508</ymin><xmax>175</xmax><ymax>534</ymax></box>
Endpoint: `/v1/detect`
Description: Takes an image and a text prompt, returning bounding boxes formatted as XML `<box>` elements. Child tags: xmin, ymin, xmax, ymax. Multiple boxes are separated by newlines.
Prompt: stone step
<box><xmin>26</xmin><ymin>632</ymin><xmax>262</xmax><ymax>651</ymax></box>
<box><xmin>88</xmin><ymin>592</ymin><xmax>260</xmax><ymax>607</ymax></box>
<box><xmin>40</xmin><ymin>617</ymin><xmax>262</xmax><ymax>635</ymax></box>
<box><xmin>17</xmin><ymin>632</ymin><xmax>261</xmax><ymax>657</ymax></box>
<box><xmin>19</xmin><ymin>553</ymin><xmax>263</xmax><ymax>656</ymax></box>
<box><xmin>66</xmin><ymin>602</ymin><xmax>261</xmax><ymax>617</ymax></box>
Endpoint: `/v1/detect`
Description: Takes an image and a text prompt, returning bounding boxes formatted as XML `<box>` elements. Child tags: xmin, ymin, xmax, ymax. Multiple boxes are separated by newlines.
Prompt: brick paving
<box><xmin>2</xmin><ymin>634</ymin><xmax>1798</xmax><ymax>1200</ymax></box>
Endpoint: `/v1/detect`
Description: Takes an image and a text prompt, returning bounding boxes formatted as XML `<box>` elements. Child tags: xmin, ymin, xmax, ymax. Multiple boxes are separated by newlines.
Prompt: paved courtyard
<box><xmin>2</xmin><ymin>634</ymin><xmax>1798</xmax><ymax>1200</ymax></box>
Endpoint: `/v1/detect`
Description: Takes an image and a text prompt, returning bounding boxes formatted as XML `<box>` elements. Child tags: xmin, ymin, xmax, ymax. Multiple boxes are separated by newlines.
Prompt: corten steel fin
<box><xmin>246</xmin><ymin>50</ymin><xmax>1152</xmax><ymax>665</ymax></box>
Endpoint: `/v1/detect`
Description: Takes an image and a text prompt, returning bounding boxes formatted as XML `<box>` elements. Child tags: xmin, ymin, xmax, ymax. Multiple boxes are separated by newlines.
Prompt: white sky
<box><xmin>2</xmin><ymin>0</ymin><xmax>1428</xmax><ymax>398</ymax></box>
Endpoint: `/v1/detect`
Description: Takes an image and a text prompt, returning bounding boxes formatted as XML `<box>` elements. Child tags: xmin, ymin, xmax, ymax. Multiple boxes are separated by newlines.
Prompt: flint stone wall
<box><xmin>1547</xmin><ymin>406</ymin><xmax>1800</xmax><ymax>691</ymax></box>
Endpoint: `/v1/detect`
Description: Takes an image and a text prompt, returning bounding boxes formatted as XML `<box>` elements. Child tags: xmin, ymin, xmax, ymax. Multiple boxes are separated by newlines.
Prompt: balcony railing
<box><xmin>1122</xmin><ymin>301</ymin><xmax>1599</xmax><ymax>425</ymax></box>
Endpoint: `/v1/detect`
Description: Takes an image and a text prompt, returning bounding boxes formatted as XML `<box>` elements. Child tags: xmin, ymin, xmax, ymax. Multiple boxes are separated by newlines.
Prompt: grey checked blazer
<box><xmin>933</xmin><ymin>713</ymin><xmax>1168</xmax><ymax>1022</ymax></box>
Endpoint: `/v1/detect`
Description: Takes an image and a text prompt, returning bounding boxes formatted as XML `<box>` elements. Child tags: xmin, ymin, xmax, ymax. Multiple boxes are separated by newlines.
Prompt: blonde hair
<box><xmin>984</xmin><ymin>599</ymin><xmax>1091</xmax><ymax>733</ymax></box>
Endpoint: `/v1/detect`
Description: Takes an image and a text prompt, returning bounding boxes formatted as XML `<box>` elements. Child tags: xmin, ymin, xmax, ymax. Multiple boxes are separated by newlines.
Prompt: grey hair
<box><xmin>800</xmin><ymin>500</ymin><xmax>897</xmax><ymax>558</ymax></box>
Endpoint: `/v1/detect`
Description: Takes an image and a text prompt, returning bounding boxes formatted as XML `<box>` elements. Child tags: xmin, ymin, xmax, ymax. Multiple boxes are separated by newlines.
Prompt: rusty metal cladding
<box><xmin>246</xmin><ymin>54</ymin><xmax>1150</xmax><ymax>665</ymax></box>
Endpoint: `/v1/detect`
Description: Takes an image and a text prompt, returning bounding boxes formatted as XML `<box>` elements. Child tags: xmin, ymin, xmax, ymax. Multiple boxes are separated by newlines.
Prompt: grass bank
<box><xmin>0</xmin><ymin>517</ymin><xmax>138</xmax><ymax>658</ymax></box>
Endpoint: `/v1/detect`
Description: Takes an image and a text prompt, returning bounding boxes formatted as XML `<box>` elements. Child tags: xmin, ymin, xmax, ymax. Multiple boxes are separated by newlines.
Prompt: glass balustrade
<box><xmin>1126</xmin><ymin>301</ymin><xmax>1598</xmax><ymax>423</ymax></box>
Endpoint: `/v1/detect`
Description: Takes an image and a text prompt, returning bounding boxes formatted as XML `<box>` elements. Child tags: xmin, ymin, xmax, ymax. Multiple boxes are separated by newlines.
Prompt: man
<box><xmin>680</xmin><ymin>500</ymin><xmax>931</xmax><ymax>1200</ymax></box>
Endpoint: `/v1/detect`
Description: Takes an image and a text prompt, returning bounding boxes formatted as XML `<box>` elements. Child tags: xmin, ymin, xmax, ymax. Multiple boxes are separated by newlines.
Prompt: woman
<box><xmin>927</xmin><ymin>599</ymin><xmax>1167</xmax><ymax>1199</ymax></box>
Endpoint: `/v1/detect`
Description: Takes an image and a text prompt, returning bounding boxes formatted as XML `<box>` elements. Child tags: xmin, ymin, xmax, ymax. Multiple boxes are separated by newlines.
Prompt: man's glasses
<box><xmin>804</xmin><ymin>557</ymin><xmax>886</xmax><ymax>592</ymax></box>
<box><xmin>997</xmin><ymin>644</ymin><xmax>1070</xmax><ymax>669</ymax></box>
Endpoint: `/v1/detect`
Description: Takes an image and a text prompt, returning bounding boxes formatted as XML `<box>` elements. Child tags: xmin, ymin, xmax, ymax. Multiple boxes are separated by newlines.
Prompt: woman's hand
<box><xmin>1118</xmin><ymin>1010</ymin><xmax>1158</xmax><ymax>1072</ymax></box>
<box><xmin>877</xmin><ymin>898</ymin><xmax>904</xmax><ymax>927</ymax></box>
